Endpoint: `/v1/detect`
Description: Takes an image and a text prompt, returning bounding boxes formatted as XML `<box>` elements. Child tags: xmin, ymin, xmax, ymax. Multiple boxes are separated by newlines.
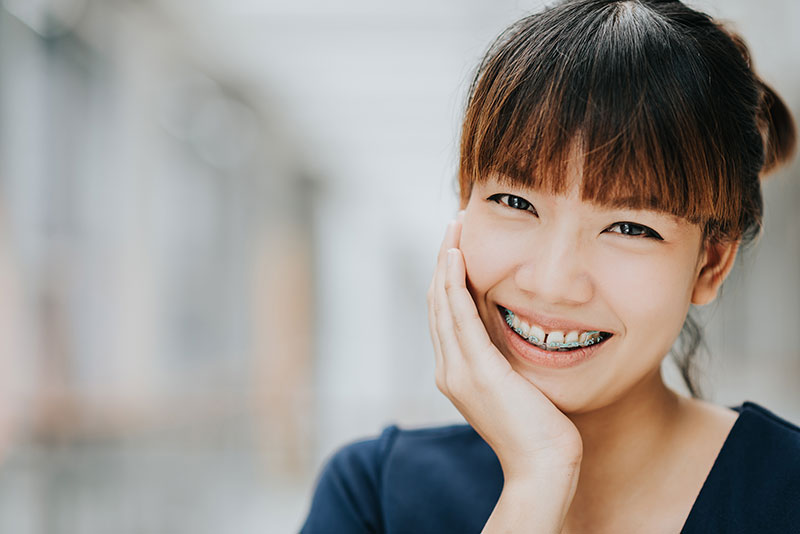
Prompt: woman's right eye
<box><xmin>487</xmin><ymin>193</ymin><xmax>537</xmax><ymax>214</ymax></box>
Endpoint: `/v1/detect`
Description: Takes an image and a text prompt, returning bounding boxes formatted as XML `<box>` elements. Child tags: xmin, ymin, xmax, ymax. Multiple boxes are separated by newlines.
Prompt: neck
<box><xmin>564</xmin><ymin>368</ymin><xmax>686</xmax><ymax>523</ymax></box>
<box><xmin>569</xmin><ymin>368</ymin><xmax>682</xmax><ymax>455</ymax></box>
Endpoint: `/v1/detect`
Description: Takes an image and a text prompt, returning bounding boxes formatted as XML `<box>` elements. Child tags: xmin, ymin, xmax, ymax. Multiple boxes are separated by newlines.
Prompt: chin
<box><xmin>511</xmin><ymin>363</ymin><xmax>618</xmax><ymax>415</ymax></box>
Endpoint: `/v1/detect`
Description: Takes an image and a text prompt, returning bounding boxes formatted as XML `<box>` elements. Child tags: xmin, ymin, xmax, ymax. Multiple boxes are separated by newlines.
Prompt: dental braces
<box><xmin>504</xmin><ymin>312</ymin><xmax>606</xmax><ymax>350</ymax></box>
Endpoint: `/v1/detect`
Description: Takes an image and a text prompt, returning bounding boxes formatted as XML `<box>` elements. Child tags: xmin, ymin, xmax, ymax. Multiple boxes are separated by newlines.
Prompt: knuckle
<box><xmin>469</xmin><ymin>371</ymin><xmax>490</xmax><ymax>395</ymax></box>
<box><xmin>478</xmin><ymin>338</ymin><xmax>495</xmax><ymax>354</ymax></box>
<box><xmin>444</xmin><ymin>277</ymin><xmax>456</xmax><ymax>292</ymax></box>
<box><xmin>434</xmin><ymin>370</ymin><xmax>447</xmax><ymax>394</ymax></box>
<box><xmin>427</xmin><ymin>318</ymin><xmax>437</xmax><ymax>336</ymax></box>
<box><xmin>429</xmin><ymin>324</ymin><xmax>441</xmax><ymax>350</ymax></box>
<box><xmin>451</xmin><ymin>312</ymin><xmax>470</xmax><ymax>334</ymax></box>
<box><xmin>445</xmin><ymin>371</ymin><xmax>468</xmax><ymax>399</ymax></box>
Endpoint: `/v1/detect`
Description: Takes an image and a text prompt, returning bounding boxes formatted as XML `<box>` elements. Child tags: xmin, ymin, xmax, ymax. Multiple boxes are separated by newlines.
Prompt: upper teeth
<box><xmin>504</xmin><ymin>308</ymin><xmax>606</xmax><ymax>351</ymax></box>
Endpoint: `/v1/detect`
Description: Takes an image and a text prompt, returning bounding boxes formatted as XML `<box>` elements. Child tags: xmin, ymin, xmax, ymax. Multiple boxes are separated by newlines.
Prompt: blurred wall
<box><xmin>0</xmin><ymin>0</ymin><xmax>798</xmax><ymax>533</ymax></box>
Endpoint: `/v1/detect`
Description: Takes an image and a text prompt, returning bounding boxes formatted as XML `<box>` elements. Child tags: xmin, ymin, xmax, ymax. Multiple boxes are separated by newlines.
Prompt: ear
<box><xmin>691</xmin><ymin>239</ymin><xmax>740</xmax><ymax>306</ymax></box>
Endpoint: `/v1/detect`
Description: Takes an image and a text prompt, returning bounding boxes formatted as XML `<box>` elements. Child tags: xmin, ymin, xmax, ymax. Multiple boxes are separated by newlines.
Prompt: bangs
<box><xmin>459</xmin><ymin>1</ymin><xmax>760</xmax><ymax>241</ymax></box>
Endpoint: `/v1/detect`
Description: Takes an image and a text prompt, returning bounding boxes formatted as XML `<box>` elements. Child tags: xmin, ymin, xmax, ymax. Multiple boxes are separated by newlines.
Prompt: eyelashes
<box><xmin>606</xmin><ymin>222</ymin><xmax>663</xmax><ymax>240</ymax></box>
<box><xmin>486</xmin><ymin>193</ymin><xmax>664</xmax><ymax>241</ymax></box>
<box><xmin>487</xmin><ymin>193</ymin><xmax>536</xmax><ymax>214</ymax></box>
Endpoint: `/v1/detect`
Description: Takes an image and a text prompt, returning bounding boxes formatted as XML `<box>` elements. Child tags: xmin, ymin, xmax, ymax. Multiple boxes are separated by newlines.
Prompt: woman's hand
<box><xmin>427</xmin><ymin>214</ymin><xmax>583</xmax><ymax>532</ymax></box>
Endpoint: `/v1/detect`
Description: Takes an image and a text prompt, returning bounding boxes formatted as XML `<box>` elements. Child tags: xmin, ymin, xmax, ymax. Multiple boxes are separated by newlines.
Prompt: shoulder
<box><xmin>726</xmin><ymin>401</ymin><xmax>800</xmax><ymax>471</ymax></box>
<box><xmin>300</xmin><ymin>423</ymin><xmax>502</xmax><ymax>533</ymax></box>
<box><xmin>321</xmin><ymin>422</ymin><xmax>486</xmax><ymax>476</ymax></box>
<box><xmin>299</xmin><ymin>425</ymin><xmax>402</xmax><ymax>533</ymax></box>
<box><xmin>726</xmin><ymin>401</ymin><xmax>800</xmax><ymax>493</ymax></box>
<box><xmin>325</xmin><ymin>422</ymin><xmax>502</xmax><ymax>498</ymax></box>
<box><xmin>737</xmin><ymin>400</ymin><xmax>800</xmax><ymax>436</ymax></box>
<box><xmin>684</xmin><ymin>401</ymin><xmax>800</xmax><ymax>533</ymax></box>
<box><xmin>323</xmin><ymin>422</ymin><xmax>498</xmax><ymax>477</ymax></box>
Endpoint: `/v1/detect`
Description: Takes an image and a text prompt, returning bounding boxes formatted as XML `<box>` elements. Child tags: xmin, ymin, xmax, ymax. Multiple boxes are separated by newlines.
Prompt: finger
<box><xmin>434</xmin><ymin>245</ymin><xmax>465</xmax><ymax>364</ymax></box>
<box><xmin>427</xmin><ymin>270</ymin><xmax>444</xmax><ymax>372</ymax></box>
<box><xmin>432</xmin><ymin>218</ymin><xmax>467</xmax><ymax>376</ymax></box>
<box><xmin>428</xmin><ymin>220</ymin><xmax>453</xmax><ymax>306</ymax></box>
<box><xmin>436</xmin><ymin>219</ymin><xmax>462</xmax><ymax>267</ymax></box>
<box><xmin>444</xmin><ymin>247</ymin><xmax>497</xmax><ymax>367</ymax></box>
<box><xmin>434</xmin><ymin>221</ymin><xmax>462</xmax><ymax>346</ymax></box>
<box><xmin>428</xmin><ymin>293</ymin><xmax>447</xmax><ymax>392</ymax></box>
<box><xmin>432</xmin><ymin>219</ymin><xmax>463</xmax><ymax>330</ymax></box>
<box><xmin>429</xmin><ymin>219</ymin><xmax>461</xmax><ymax>384</ymax></box>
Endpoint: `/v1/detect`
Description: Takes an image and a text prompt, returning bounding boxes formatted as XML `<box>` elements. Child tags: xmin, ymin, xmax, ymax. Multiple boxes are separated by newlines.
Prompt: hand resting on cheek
<box><xmin>427</xmin><ymin>214</ymin><xmax>583</xmax><ymax>533</ymax></box>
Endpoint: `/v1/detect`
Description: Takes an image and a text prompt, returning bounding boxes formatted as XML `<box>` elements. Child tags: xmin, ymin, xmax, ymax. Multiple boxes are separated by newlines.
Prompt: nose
<box><xmin>513</xmin><ymin>226</ymin><xmax>594</xmax><ymax>305</ymax></box>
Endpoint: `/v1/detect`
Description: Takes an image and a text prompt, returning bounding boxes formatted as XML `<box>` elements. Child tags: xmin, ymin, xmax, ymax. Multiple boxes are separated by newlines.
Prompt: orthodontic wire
<box><xmin>504</xmin><ymin>309</ymin><xmax>604</xmax><ymax>350</ymax></box>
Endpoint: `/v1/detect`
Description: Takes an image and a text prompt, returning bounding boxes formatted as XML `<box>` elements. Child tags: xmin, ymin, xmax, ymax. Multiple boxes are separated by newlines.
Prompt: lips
<box><xmin>496</xmin><ymin>305</ymin><xmax>613</xmax><ymax>368</ymax></box>
<box><xmin>497</xmin><ymin>305</ymin><xmax>611</xmax><ymax>336</ymax></box>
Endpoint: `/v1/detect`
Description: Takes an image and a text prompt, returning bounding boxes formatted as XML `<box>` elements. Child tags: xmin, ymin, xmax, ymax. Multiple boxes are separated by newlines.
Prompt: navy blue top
<box><xmin>300</xmin><ymin>402</ymin><xmax>800</xmax><ymax>533</ymax></box>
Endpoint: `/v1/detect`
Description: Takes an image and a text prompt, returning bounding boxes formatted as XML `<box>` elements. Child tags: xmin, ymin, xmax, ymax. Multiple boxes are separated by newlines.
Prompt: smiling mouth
<box><xmin>498</xmin><ymin>305</ymin><xmax>613</xmax><ymax>352</ymax></box>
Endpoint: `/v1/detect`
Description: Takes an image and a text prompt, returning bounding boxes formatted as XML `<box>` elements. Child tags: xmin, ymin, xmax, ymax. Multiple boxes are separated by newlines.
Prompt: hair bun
<box><xmin>716</xmin><ymin>23</ymin><xmax>797</xmax><ymax>178</ymax></box>
<box><xmin>757</xmin><ymin>78</ymin><xmax>797</xmax><ymax>177</ymax></box>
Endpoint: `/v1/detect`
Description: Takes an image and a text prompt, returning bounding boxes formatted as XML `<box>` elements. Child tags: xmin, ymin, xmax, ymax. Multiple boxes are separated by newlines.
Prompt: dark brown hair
<box><xmin>458</xmin><ymin>0</ymin><xmax>797</xmax><ymax>396</ymax></box>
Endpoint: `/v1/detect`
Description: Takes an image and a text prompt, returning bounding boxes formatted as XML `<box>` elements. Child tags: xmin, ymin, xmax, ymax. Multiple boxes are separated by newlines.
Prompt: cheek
<box><xmin>459</xmin><ymin>219</ymin><xmax>520</xmax><ymax>296</ymax></box>
<box><xmin>596</xmin><ymin>251</ymin><xmax>695</xmax><ymax>339</ymax></box>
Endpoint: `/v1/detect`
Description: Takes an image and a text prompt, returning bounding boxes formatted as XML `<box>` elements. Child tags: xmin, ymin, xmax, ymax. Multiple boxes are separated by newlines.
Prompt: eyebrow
<box><xmin>594</xmin><ymin>201</ymin><xmax>686</xmax><ymax>224</ymax></box>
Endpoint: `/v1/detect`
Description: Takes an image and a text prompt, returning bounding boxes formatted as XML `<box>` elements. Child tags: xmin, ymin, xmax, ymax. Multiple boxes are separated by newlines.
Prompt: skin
<box><xmin>427</xmin><ymin>158</ymin><xmax>741</xmax><ymax>532</ymax></box>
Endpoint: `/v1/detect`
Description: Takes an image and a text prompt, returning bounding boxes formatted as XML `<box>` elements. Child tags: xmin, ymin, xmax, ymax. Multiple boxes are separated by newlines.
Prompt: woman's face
<box><xmin>460</xmin><ymin>170</ymin><xmax>726</xmax><ymax>414</ymax></box>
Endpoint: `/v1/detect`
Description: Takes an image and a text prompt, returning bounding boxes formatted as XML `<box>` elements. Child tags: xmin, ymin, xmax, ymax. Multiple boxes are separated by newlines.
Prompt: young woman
<box><xmin>301</xmin><ymin>0</ymin><xmax>799</xmax><ymax>532</ymax></box>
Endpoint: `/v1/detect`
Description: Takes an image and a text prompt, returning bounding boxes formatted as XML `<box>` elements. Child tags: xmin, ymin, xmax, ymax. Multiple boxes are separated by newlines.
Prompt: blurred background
<box><xmin>0</xmin><ymin>0</ymin><xmax>797</xmax><ymax>532</ymax></box>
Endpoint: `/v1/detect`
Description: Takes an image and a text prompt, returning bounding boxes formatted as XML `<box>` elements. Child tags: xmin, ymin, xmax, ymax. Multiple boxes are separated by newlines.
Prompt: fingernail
<box><xmin>447</xmin><ymin>248</ymin><xmax>457</xmax><ymax>267</ymax></box>
<box><xmin>457</xmin><ymin>210</ymin><xmax>466</xmax><ymax>222</ymax></box>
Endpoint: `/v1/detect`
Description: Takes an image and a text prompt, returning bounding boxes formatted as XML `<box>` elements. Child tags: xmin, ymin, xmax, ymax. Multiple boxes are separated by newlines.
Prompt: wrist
<box><xmin>482</xmin><ymin>462</ymin><xmax>581</xmax><ymax>534</ymax></box>
<box><xmin>501</xmin><ymin>446</ymin><xmax>583</xmax><ymax>484</ymax></box>
<box><xmin>503</xmin><ymin>454</ymin><xmax>582</xmax><ymax>491</ymax></box>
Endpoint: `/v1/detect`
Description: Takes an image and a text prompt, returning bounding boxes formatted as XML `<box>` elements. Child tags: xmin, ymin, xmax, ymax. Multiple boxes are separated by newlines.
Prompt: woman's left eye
<box><xmin>606</xmin><ymin>222</ymin><xmax>663</xmax><ymax>240</ymax></box>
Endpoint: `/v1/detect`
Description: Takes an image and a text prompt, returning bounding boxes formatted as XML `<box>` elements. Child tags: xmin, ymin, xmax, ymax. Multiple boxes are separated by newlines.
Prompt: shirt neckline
<box><xmin>678</xmin><ymin>402</ymin><xmax>749</xmax><ymax>532</ymax></box>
